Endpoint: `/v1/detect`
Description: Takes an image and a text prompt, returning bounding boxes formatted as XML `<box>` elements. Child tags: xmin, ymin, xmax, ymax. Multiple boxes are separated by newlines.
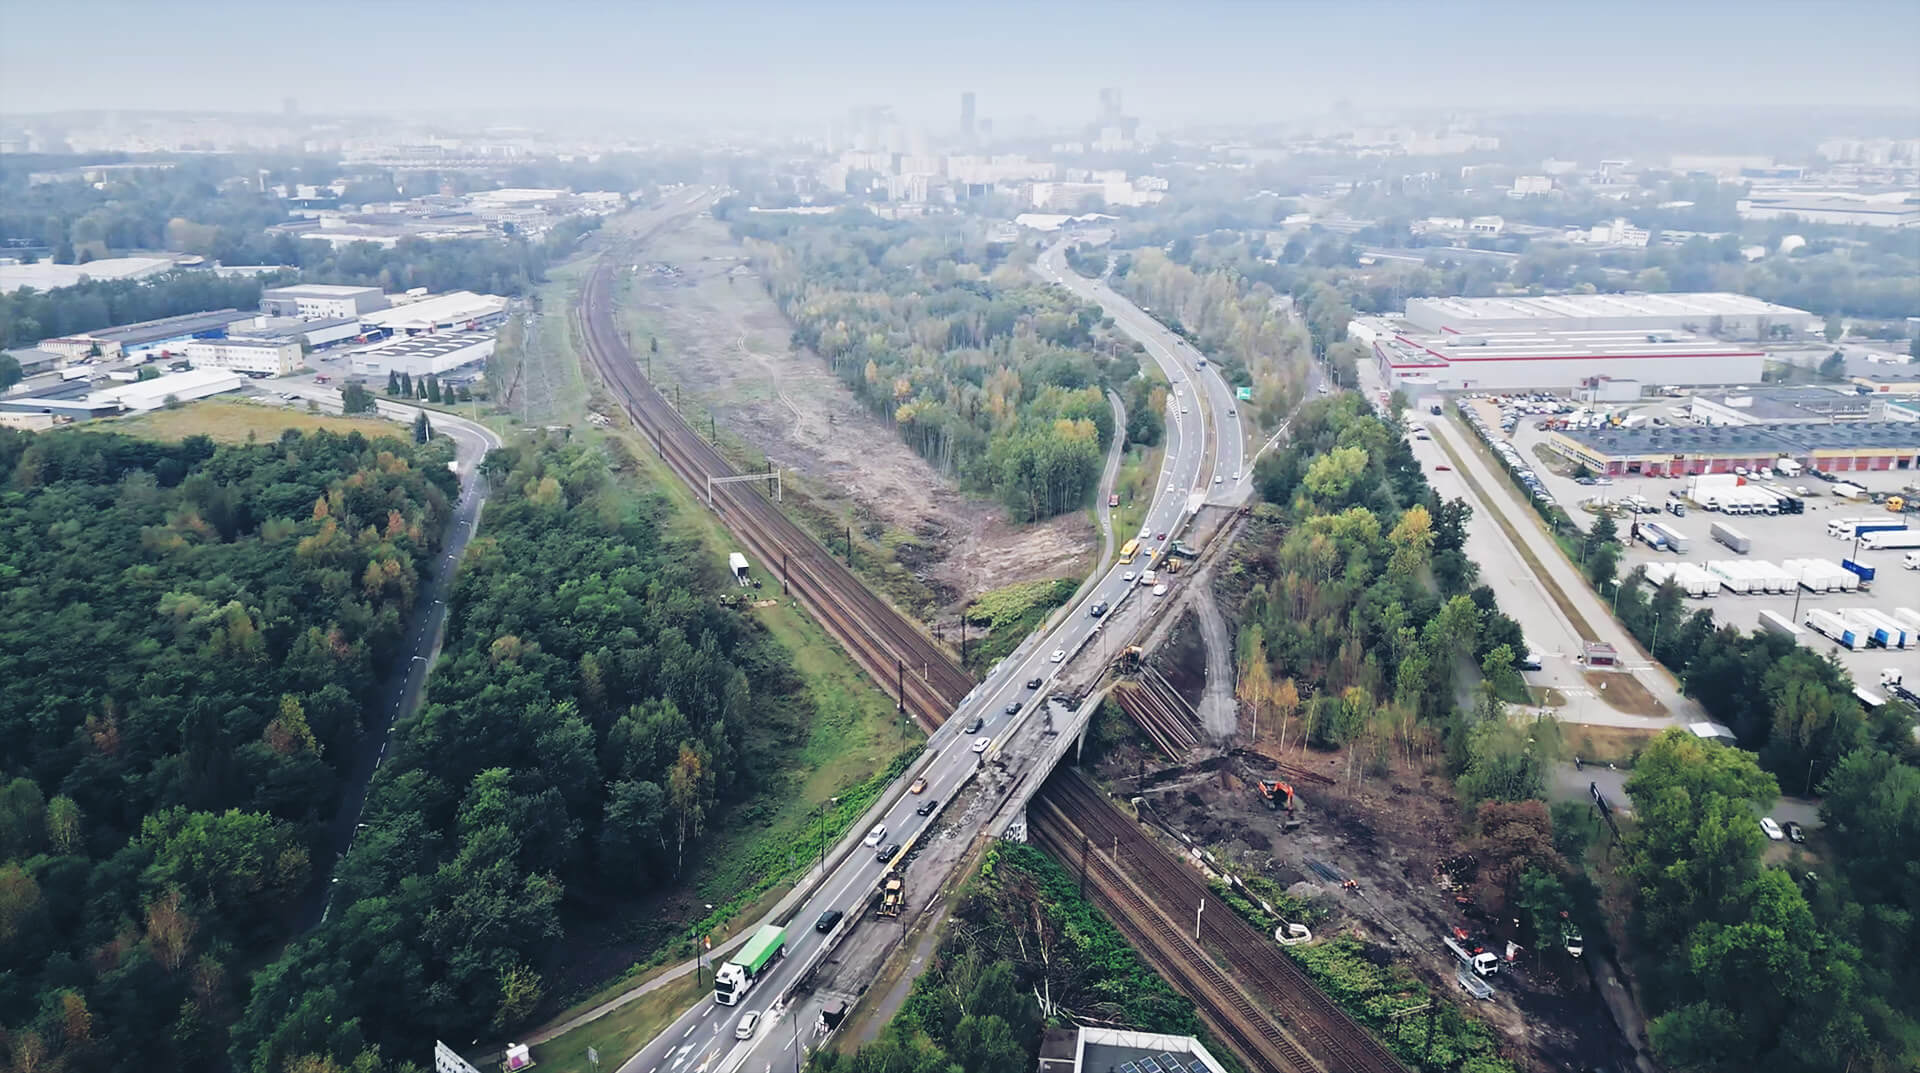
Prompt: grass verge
<box><xmin>108</xmin><ymin>397</ymin><xmax>397</xmax><ymax>443</ymax></box>
<box><xmin>531</xmin><ymin>974</ymin><xmax>707</xmax><ymax>1073</ymax></box>
<box><xmin>961</xmin><ymin>577</ymin><xmax>1079</xmax><ymax>673</ymax></box>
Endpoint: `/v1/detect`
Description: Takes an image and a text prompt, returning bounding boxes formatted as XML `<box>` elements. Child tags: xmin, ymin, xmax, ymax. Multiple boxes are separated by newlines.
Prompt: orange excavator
<box><xmin>1257</xmin><ymin>779</ymin><xmax>1296</xmax><ymax>812</ymax></box>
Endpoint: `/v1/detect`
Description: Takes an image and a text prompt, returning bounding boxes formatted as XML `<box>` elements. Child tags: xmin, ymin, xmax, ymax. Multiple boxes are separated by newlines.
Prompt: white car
<box><xmin>1759</xmin><ymin>817</ymin><xmax>1784</xmax><ymax>841</ymax></box>
<box><xmin>1139</xmin><ymin>525</ymin><xmax>1152</xmax><ymax>540</ymax></box>
<box><xmin>971</xmin><ymin>736</ymin><xmax>992</xmax><ymax>754</ymax></box>
<box><xmin>1050</xmin><ymin>649</ymin><xmax>1065</xmax><ymax>663</ymax></box>
<box><xmin>1213</xmin><ymin>475</ymin><xmax>1223</xmax><ymax>484</ymax></box>
<box><xmin>735</xmin><ymin>1012</ymin><xmax>761</xmax><ymax>1039</ymax></box>
<box><xmin>1231</xmin><ymin>471</ymin><xmax>1240</xmax><ymax>480</ymax></box>
<box><xmin>863</xmin><ymin>823</ymin><xmax>887</xmax><ymax>847</ymax></box>
<box><xmin>1152</xmin><ymin>583</ymin><xmax>1169</xmax><ymax>596</ymax></box>
<box><xmin>1122</xmin><ymin>571</ymin><xmax>1136</xmax><ymax>582</ymax></box>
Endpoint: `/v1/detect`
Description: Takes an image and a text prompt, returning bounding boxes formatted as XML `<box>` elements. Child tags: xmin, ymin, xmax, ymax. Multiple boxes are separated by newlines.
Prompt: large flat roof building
<box><xmin>261</xmin><ymin>284</ymin><xmax>390</xmax><ymax>319</ymax></box>
<box><xmin>348</xmin><ymin>330</ymin><xmax>495</xmax><ymax>378</ymax></box>
<box><xmin>86</xmin><ymin>368</ymin><xmax>245</xmax><ymax>413</ymax></box>
<box><xmin>1355</xmin><ymin>317</ymin><xmax>1764</xmax><ymax>392</ymax></box>
<box><xmin>1403</xmin><ymin>292</ymin><xmax>1814</xmax><ymax>339</ymax></box>
<box><xmin>1548</xmin><ymin>421</ymin><xmax>1920</xmax><ymax>477</ymax></box>
<box><xmin>362</xmin><ymin>291</ymin><xmax>507</xmax><ymax>335</ymax></box>
<box><xmin>42</xmin><ymin>308</ymin><xmax>243</xmax><ymax>359</ymax></box>
<box><xmin>1737</xmin><ymin>193</ymin><xmax>1920</xmax><ymax>229</ymax></box>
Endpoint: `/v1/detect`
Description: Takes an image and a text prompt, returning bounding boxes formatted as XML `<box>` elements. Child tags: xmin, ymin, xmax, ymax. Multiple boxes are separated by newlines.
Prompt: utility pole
<box><xmin>896</xmin><ymin>658</ymin><xmax>905</xmax><ymax>714</ymax></box>
<box><xmin>782</xmin><ymin>550</ymin><xmax>789</xmax><ymax>594</ymax></box>
<box><xmin>1079</xmin><ymin>833</ymin><xmax>1091</xmax><ymax>899</ymax></box>
<box><xmin>1194</xmin><ymin>897</ymin><xmax>1205</xmax><ymax>941</ymax></box>
<box><xmin>846</xmin><ymin>525</ymin><xmax>853</xmax><ymax>566</ymax></box>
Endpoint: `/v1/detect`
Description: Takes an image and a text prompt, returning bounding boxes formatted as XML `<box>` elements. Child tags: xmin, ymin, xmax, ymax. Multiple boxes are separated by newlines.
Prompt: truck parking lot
<box><xmin>1477</xmin><ymin>398</ymin><xmax>1919</xmax><ymax>697</ymax></box>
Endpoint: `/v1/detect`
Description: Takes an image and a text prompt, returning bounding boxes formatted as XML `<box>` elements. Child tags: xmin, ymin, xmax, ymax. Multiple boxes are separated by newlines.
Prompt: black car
<box><xmin>1088</xmin><ymin>601</ymin><xmax>1109</xmax><ymax>618</ymax></box>
<box><xmin>915</xmin><ymin>798</ymin><xmax>939</xmax><ymax>817</ymax></box>
<box><xmin>814</xmin><ymin>909</ymin><xmax>843</xmax><ymax>933</ymax></box>
<box><xmin>1430</xmin><ymin>404</ymin><xmax>1443</xmax><ymax>415</ymax></box>
<box><xmin>875</xmin><ymin>842</ymin><xmax>901</xmax><ymax>863</ymax></box>
<box><xmin>1025</xmin><ymin>677</ymin><xmax>1042</xmax><ymax>689</ymax></box>
<box><xmin>1785</xmin><ymin>820</ymin><xmax>1806</xmax><ymax>844</ymax></box>
<box><xmin>962</xmin><ymin>716</ymin><xmax>984</xmax><ymax>734</ymax></box>
<box><xmin>1004</xmin><ymin>701</ymin><xmax>1021</xmax><ymax>716</ymax></box>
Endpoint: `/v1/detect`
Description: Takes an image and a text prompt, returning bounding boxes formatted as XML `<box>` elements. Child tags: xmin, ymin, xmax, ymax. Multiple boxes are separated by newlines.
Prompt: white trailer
<box><xmin>1861</xmin><ymin>529</ymin><xmax>1920</xmax><ymax>551</ymax></box>
<box><xmin>1707</xmin><ymin>561</ymin><xmax>1751</xmax><ymax>594</ymax></box>
<box><xmin>1783</xmin><ymin>559</ymin><xmax>1831</xmax><ymax>593</ymax></box>
<box><xmin>728</xmin><ymin>552</ymin><xmax>751</xmax><ymax>586</ymax></box>
<box><xmin>1674</xmin><ymin>563</ymin><xmax>1717</xmax><ymax>598</ymax></box>
<box><xmin>1758</xmin><ymin>610</ymin><xmax>1803</xmax><ymax>639</ymax></box>
<box><xmin>1893</xmin><ymin>608</ymin><xmax>1920</xmax><ymax>634</ymax></box>
<box><xmin>1805</xmin><ymin>610</ymin><xmax>1863</xmax><ymax>649</ymax></box>
<box><xmin>1851</xmin><ymin>609</ymin><xmax>1911</xmax><ymax>649</ymax></box>
<box><xmin>1710</xmin><ymin>522</ymin><xmax>1751</xmax><ymax>554</ymax></box>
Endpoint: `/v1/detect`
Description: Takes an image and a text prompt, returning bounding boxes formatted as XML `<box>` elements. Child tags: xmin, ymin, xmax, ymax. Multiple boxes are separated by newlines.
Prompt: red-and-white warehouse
<box><xmin>1350</xmin><ymin>319</ymin><xmax>1765</xmax><ymax>393</ymax></box>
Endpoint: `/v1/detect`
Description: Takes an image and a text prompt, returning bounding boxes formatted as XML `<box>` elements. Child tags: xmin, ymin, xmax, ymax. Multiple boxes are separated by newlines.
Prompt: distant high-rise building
<box><xmin>960</xmin><ymin>92</ymin><xmax>976</xmax><ymax>141</ymax></box>
<box><xmin>1098</xmin><ymin>88</ymin><xmax>1122</xmax><ymax>126</ymax></box>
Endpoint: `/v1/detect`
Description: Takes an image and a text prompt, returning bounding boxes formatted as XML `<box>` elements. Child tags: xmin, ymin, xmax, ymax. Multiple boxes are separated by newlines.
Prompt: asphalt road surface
<box><xmin>1038</xmin><ymin>241</ymin><xmax>1248</xmax><ymax>502</ymax></box>
<box><xmin>268</xmin><ymin>385</ymin><xmax>503</xmax><ymax>930</ymax></box>
<box><xmin>622</xmin><ymin>243</ymin><xmax>1230</xmax><ymax>1073</ymax></box>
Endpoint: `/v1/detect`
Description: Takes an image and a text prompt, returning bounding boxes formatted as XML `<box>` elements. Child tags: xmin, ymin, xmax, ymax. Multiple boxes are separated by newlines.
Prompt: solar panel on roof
<box><xmin>1119</xmin><ymin>1063</ymin><xmax>1141</xmax><ymax>1073</ymax></box>
<box><xmin>1188</xmin><ymin>1062</ymin><xmax>1206</xmax><ymax>1073</ymax></box>
<box><xmin>1141</xmin><ymin>1059</ymin><xmax>1162</xmax><ymax>1073</ymax></box>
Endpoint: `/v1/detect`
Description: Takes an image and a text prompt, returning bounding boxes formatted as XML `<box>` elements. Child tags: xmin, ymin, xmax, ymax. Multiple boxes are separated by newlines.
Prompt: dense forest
<box><xmin>0</xmin><ymin>426</ymin><xmax>455</xmax><ymax>1073</ymax></box>
<box><xmin>811</xmin><ymin>842</ymin><xmax>1207</xmax><ymax>1073</ymax></box>
<box><xmin>1623</xmin><ymin>730</ymin><xmax>1920</xmax><ymax>1072</ymax></box>
<box><xmin>730</xmin><ymin>210</ymin><xmax>1141</xmax><ymax>522</ymax></box>
<box><xmin>229</xmin><ymin>441</ymin><xmax>794</xmax><ymax>1072</ymax></box>
<box><xmin>0</xmin><ymin>271</ymin><xmax>276</xmax><ymax>350</ymax></box>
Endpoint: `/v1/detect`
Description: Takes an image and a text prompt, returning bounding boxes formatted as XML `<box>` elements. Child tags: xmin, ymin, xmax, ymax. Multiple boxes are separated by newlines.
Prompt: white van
<box><xmin>1906</xmin><ymin>552</ymin><xmax>1920</xmax><ymax>571</ymax></box>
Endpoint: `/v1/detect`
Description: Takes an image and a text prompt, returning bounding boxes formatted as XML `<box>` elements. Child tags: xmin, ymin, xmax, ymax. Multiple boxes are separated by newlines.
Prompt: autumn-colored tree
<box><xmin>46</xmin><ymin>795</ymin><xmax>82</xmax><ymax>854</ymax></box>
<box><xmin>1271</xmin><ymin>677</ymin><xmax>1301</xmax><ymax>753</ymax></box>
<box><xmin>145</xmin><ymin>887</ymin><xmax>198</xmax><ymax>971</ymax></box>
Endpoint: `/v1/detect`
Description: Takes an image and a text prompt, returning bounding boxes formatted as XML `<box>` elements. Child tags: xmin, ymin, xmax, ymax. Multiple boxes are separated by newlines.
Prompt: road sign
<box><xmin>586</xmin><ymin>1047</ymin><xmax>598</xmax><ymax>1069</ymax></box>
<box><xmin>1236</xmin><ymin>386</ymin><xmax>1252</xmax><ymax>401</ymax></box>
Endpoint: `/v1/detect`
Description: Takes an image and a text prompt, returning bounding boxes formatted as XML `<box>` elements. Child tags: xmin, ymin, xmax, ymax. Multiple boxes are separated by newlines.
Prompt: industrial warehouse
<box><xmin>1547</xmin><ymin>422</ymin><xmax>1920</xmax><ymax>477</ymax></box>
<box><xmin>1353</xmin><ymin>317</ymin><xmax>1765</xmax><ymax>392</ymax></box>
<box><xmin>1401</xmin><ymin>291</ymin><xmax>1816</xmax><ymax>338</ymax></box>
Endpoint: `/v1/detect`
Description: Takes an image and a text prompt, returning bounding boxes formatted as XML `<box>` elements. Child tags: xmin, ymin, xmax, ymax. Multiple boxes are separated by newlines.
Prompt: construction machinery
<box><xmin>876</xmin><ymin>873</ymin><xmax>904</xmax><ymax>917</ymax></box>
<box><xmin>1257</xmin><ymin>779</ymin><xmax>1296</xmax><ymax>812</ymax></box>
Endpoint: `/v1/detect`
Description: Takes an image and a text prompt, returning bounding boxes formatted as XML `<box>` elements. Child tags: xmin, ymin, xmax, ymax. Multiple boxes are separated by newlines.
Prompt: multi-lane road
<box><xmin>1038</xmin><ymin>240</ymin><xmax>1249</xmax><ymax>502</ymax></box>
<box><xmin>616</xmin><ymin>237</ymin><xmax>1237</xmax><ymax>1073</ymax></box>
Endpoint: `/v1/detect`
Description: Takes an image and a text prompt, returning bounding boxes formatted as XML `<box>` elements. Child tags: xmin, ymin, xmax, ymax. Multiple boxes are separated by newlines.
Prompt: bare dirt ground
<box><xmin>618</xmin><ymin>215</ymin><xmax>1091</xmax><ymax>617</ymax></box>
<box><xmin>1095</xmin><ymin>735</ymin><xmax>1633</xmax><ymax>1072</ymax></box>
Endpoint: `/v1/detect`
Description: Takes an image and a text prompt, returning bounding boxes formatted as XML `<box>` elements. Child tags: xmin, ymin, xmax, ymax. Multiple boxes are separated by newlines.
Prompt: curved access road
<box><xmin>270</xmin><ymin>384</ymin><xmax>502</xmax><ymax>929</ymax></box>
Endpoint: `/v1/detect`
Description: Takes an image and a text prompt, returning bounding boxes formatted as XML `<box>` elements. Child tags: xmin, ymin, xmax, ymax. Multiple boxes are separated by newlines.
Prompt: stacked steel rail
<box><xmin>1110</xmin><ymin>677</ymin><xmax>1201</xmax><ymax>758</ymax></box>
<box><xmin>1032</xmin><ymin>770</ymin><xmax>1411</xmax><ymax>1073</ymax></box>
<box><xmin>574</xmin><ymin>242</ymin><xmax>971</xmax><ymax>730</ymax></box>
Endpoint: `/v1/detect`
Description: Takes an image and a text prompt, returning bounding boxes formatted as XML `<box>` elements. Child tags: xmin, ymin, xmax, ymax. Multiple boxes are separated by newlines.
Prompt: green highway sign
<box><xmin>1236</xmin><ymin>386</ymin><xmax>1252</xmax><ymax>401</ymax></box>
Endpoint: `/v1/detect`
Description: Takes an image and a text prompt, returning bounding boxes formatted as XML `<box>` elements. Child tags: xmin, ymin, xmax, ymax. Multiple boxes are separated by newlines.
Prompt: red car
<box><xmin>1108</xmin><ymin>494</ymin><xmax>1120</xmax><ymax>507</ymax></box>
<box><xmin>1434</xmin><ymin>464</ymin><xmax>1451</xmax><ymax>471</ymax></box>
<box><xmin>1156</xmin><ymin>532</ymin><xmax>1167</xmax><ymax>541</ymax></box>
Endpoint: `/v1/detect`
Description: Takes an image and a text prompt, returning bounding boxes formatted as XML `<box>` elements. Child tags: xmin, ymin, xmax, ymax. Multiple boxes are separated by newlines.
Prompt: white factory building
<box><xmin>184</xmin><ymin>337</ymin><xmax>304</xmax><ymax>377</ymax></box>
<box><xmin>87</xmin><ymin>368</ymin><xmax>245</xmax><ymax>412</ymax></box>
<box><xmin>363</xmin><ymin>291</ymin><xmax>508</xmax><ymax>335</ymax></box>
<box><xmin>1736</xmin><ymin>193</ymin><xmax>1920</xmax><ymax>229</ymax></box>
<box><xmin>1352</xmin><ymin>317</ymin><xmax>1765</xmax><ymax>393</ymax></box>
<box><xmin>261</xmin><ymin>284</ymin><xmax>391</xmax><ymax>319</ymax></box>
<box><xmin>1403</xmin><ymin>292</ymin><xmax>1814</xmax><ymax>339</ymax></box>
<box><xmin>349</xmin><ymin>330</ymin><xmax>496</xmax><ymax>378</ymax></box>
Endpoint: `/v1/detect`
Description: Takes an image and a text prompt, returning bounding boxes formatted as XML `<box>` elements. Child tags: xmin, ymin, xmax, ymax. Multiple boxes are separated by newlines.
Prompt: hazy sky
<box><xmin>3</xmin><ymin>0</ymin><xmax>1917</xmax><ymax>125</ymax></box>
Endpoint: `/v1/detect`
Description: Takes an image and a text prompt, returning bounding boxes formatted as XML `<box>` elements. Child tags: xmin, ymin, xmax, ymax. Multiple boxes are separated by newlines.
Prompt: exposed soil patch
<box><xmin>1096</xmin><ymin>742</ymin><xmax>1638</xmax><ymax>1072</ymax></box>
<box><xmin>619</xmin><ymin>215</ymin><xmax>1091</xmax><ymax>618</ymax></box>
<box><xmin>1581</xmin><ymin>669</ymin><xmax>1667</xmax><ymax>717</ymax></box>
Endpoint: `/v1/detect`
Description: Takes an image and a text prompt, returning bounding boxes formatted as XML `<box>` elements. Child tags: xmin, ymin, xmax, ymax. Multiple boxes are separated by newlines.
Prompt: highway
<box><xmin>1037</xmin><ymin>240</ymin><xmax>1249</xmax><ymax>502</ymax></box>
<box><xmin>617</xmin><ymin>238</ymin><xmax>1226</xmax><ymax>1073</ymax></box>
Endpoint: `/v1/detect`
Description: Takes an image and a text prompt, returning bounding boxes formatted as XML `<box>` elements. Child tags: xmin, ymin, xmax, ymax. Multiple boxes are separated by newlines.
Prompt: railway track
<box><xmin>1027</xmin><ymin>803</ymin><xmax>1316</xmax><ymax>1073</ymax></box>
<box><xmin>573</xmin><ymin>210</ymin><xmax>972</xmax><ymax>729</ymax></box>
<box><xmin>1033</xmin><ymin>771</ymin><xmax>1412</xmax><ymax>1073</ymax></box>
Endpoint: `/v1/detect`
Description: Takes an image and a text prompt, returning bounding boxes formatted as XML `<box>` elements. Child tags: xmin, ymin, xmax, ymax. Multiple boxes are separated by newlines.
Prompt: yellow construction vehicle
<box><xmin>876</xmin><ymin>874</ymin><xmax>903</xmax><ymax>917</ymax></box>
